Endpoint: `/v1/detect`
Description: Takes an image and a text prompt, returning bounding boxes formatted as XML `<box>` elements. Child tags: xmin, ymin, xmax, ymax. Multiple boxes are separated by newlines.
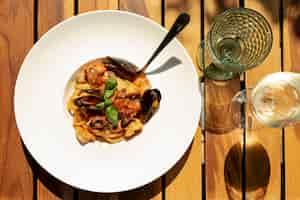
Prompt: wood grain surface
<box><xmin>79</xmin><ymin>0</ymin><xmax>119</xmax><ymax>13</ymax></box>
<box><xmin>283</xmin><ymin>0</ymin><xmax>300</xmax><ymax>199</ymax></box>
<box><xmin>205</xmin><ymin>79</ymin><xmax>242</xmax><ymax>200</ymax></box>
<box><xmin>38</xmin><ymin>0</ymin><xmax>74</xmax><ymax>37</ymax></box>
<box><xmin>245</xmin><ymin>0</ymin><xmax>281</xmax><ymax>199</ymax></box>
<box><xmin>37</xmin><ymin>171</ymin><xmax>73</xmax><ymax>200</ymax></box>
<box><xmin>202</xmin><ymin>1</ymin><xmax>241</xmax><ymax>199</ymax></box>
<box><xmin>163</xmin><ymin>0</ymin><xmax>202</xmax><ymax>199</ymax></box>
<box><xmin>120</xmin><ymin>0</ymin><xmax>161</xmax><ymax>23</ymax></box>
<box><xmin>78</xmin><ymin>191</ymin><xmax>119</xmax><ymax>200</ymax></box>
<box><xmin>37</xmin><ymin>0</ymin><xmax>75</xmax><ymax>199</ymax></box>
<box><xmin>0</xmin><ymin>0</ymin><xmax>34</xmax><ymax>199</ymax></box>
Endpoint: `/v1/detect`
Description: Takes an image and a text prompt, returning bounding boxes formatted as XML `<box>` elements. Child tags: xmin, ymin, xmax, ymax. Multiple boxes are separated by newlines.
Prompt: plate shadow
<box><xmin>22</xmin><ymin>142</ymin><xmax>74</xmax><ymax>199</ymax></box>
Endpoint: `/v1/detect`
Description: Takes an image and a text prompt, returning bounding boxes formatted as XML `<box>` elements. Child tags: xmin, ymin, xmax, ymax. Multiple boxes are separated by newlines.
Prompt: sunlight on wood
<box><xmin>245</xmin><ymin>0</ymin><xmax>281</xmax><ymax>199</ymax></box>
<box><xmin>283</xmin><ymin>0</ymin><xmax>300</xmax><ymax>199</ymax></box>
<box><xmin>79</xmin><ymin>0</ymin><xmax>118</xmax><ymax>12</ymax></box>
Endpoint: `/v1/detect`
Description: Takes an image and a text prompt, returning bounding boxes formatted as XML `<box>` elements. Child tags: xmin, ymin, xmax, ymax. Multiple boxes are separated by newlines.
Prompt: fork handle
<box><xmin>140</xmin><ymin>13</ymin><xmax>190</xmax><ymax>72</ymax></box>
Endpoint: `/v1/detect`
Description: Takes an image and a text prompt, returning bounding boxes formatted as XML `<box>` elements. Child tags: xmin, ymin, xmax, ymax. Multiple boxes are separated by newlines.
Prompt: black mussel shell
<box><xmin>140</xmin><ymin>89</ymin><xmax>161</xmax><ymax>123</ymax></box>
<box><xmin>104</xmin><ymin>56</ymin><xmax>138</xmax><ymax>81</ymax></box>
<box><xmin>141</xmin><ymin>89</ymin><xmax>161</xmax><ymax>112</ymax></box>
<box><xmin>74</xmin><ymin>95</ymin><xmax>103</xmax><ymax>108</ymax></box>
<box><xmin>80</xmin><ymin>89</ymin><xmax>102</xmax><ymax>96</ymax></box>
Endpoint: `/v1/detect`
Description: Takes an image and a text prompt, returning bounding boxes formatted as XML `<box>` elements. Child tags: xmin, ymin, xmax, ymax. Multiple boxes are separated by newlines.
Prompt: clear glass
<box><xmin>207</xmin><ymin>8</ymin><xmax>273</xmax><ymax>73</ymax></box>
<box><xmin>232</xmin><ymin>72</ymin><xmax>300</xmax><ymax>128</ymax></box>
<box><xmin>197</xmin><ymin>41</ymin><xmax>239</xmax><ymax>81</ymax></box>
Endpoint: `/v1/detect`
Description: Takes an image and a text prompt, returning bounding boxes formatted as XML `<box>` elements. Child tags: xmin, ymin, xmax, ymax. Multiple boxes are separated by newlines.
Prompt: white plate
<box><xmin>14</xmin><ymin>10</ymin><xmax>201</xmax><ymax>193</ymax></box>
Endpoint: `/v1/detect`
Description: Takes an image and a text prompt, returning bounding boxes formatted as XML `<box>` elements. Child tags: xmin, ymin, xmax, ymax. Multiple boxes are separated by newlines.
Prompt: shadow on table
<box><xmin>22</xmin><ymin>142</ymin><xmax>73</xmax><ymax>199</ymax></box>
<box><xmin>224</xmin><ymin>139</ymin><xmax>270</xmax><ymax>200</ymax></box>
<box><xmin>164</xmin><ymin>140</ymin><xmax>193</xmax><ymax>186</ymax></box>
<box><xmin>22</xmin><ymin>139</ymin><xmax>192</xmax><ymax>199</ymax></box>
<box><xmin>22</xmin><ymin>137</ymin><xmax>190</xmax><ymax>199</ymax></box>
<box><xmin>119</xmin><ymin>139</ymin><xmax>192</xmax><ymax>199</ymax></box>
<box><xmin>205</xmin><ymin>0</ymin><xmax>276</xmax><ymax>24</ymax></box>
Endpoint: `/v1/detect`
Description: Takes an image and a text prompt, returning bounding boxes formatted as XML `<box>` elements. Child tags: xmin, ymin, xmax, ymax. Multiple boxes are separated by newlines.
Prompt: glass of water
<box><xmin>232</xmin><ymin>72</ymin><xmax>300</xmax><ymax>129</ymax></box>
<box><xmin>198</xmin><ymin>8</ymin><xmax>273</xmax><ymax>80</ymax></box>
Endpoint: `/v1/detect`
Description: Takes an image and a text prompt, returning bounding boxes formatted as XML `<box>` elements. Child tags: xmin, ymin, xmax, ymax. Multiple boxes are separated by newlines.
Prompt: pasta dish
<box><xmin>67</xmin><ymin>57</ymin><xmax>161</xmax><ymax>144</ymax></box>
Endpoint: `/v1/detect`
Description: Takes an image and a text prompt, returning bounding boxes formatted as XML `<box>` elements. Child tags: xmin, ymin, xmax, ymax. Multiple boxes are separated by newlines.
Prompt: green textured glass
<box><xmin>207</xmin><ymin>8</ymin><xmax>273</xmax><ymax>73</ymax></box>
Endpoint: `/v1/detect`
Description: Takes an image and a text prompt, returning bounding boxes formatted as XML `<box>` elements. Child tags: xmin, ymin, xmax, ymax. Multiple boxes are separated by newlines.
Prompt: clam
<box><xmin>140</xmin><ymin>89</ymin><xmax>161</xmax><ymax>123</ymax></box>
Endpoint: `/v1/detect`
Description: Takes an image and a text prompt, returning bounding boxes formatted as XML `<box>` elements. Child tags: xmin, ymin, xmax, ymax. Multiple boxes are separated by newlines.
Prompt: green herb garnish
<box><xmin>103</xmin><ymin>89</ymin><xmax>115</xmax><ymax>99</ymax></box>
<box><xmin>95</xmin><ymin>102</ymin><xmax>105</xmax><ymax>110</ymax></box>
<box><xmin>104</xmin><ymin>98</ymin><xmax>112</xmax><ymax>106</ymax></box>
<box><xmin>105</xmin><ymin>78</ymin><xmax>117</xmax><ymax>90</ymax></box>
<box><xmin>105</xmin><ymin>105</ymin><xmax>118</xmax><ymax>127</ymax></box>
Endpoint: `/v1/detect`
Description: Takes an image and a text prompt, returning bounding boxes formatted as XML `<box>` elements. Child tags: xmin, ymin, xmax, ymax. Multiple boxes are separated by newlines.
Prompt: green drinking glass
<box><xmin>198</xmin><ymin>8</ymin><xmax>273</xmax><ymax>80</ymax></box>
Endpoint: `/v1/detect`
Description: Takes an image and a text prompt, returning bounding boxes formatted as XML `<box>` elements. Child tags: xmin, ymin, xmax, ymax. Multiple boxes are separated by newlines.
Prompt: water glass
<box><xmin>197</xmin><ymin>8</ymin><xmax>273</xmax><ymax>80</ymax></box>
<box><xmin>208</xmin><ymin>8</ymin><xmax>273</xmax><ymax>72</ymax></box>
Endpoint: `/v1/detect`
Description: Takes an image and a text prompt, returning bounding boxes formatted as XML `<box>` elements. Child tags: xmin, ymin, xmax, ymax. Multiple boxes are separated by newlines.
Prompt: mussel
<box><xmin>74</xmin><ymin>95</ymin><xmax>103</xmax><ymax>111</ymax></box>
<box><xmin>140</xmin><ymin>89</ymin><xmax>161</xmax><ymax>123</ymax></box>
<box><xmin>80</xmin><ymin>89</ymin><xmax>102</xmax><ymax>96</ymax></box>
<box><xmin>104</xmin><ymin>56</ymin><xmax>138</xmax><ymax>81</ymax></box>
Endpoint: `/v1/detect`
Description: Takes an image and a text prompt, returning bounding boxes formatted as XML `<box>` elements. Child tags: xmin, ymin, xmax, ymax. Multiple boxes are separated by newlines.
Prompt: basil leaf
<box><xmin>104</xmin><ymin>98</ymin><xmax>112</xmax><ymax>106</ymax></box>
<box><xmin>105</xmin><ymin>106</ymin><xmax>118</xmax><ymax>127</ymax></box>
<box><xmin>105</xmin><ymin>78</ymin><xmax>117</xmax><ymax>90</ymax></box>
<box><xmin>95</xmin><ymin>102</ymin><xmax>105</xmax><ymax>110</ymax></box>
<box><xmin>103</xmin><ymin>89</ymin><xmax>115</xmax><ymax>99</ymax></box>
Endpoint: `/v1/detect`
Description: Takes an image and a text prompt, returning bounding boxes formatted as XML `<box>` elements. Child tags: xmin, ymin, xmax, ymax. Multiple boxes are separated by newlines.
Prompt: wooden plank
<box><xmin>201</xmin><ymin>1</ymin><xmax>242</xmax><ymax>199</ymax></box>
<box><xmin>79</xmin><ymin>0</ymin><xmax>119</xmax><ymax>13</ymax></box>
<box><xmin>76</xmin><ymin>0</ymin><xmax>119</xmax><ymax>199</ymax></box>
<box><xmin>119</xmin><ymin>0</ymin><xmax>161</xmax><ymax>23</ymax></box>
<box><xmin>118</xmin><ymin>179</ymin><xmax>162</xmax><ymax>200</ymax></box>
<box><xmin>78</xmin><ymin>191</ymin><xmax>119</xmax><ymax>200</ymax></box>
<box><xmin>244</xmin><ymin>0</ymin><xmax>281</xmax><ymax>199</ymax></box>
<box><xmin>164</xmin><ymin>0</ymin><xmax>202</xmax><ymax>199</ymax></box>
<box><xmin>78</xmin><ymin>0</ymin><xmax>118</xmax><ymax>14</ymax></box>
<box><xmin>0</xmin><ymin>0</ymin><xmax>34</xmax><ymax>199</ymax></box>
<box><xmin>37</xmin><ymin>0</ymin><xmax>75</xmax><ymax>199</ymax></box>
<box><xmin>118</xmin><ymin>1</ymin><xmax>162</xmax><ymax>199</ymax></box>
<box><xmin>283</xmin><ymin>0</ymin><xmax>300</xmax><ymax>199</ymax></box>
<box><xmin>37</xmin><ymin>168</ymin><xmax>73</xmax><ymax>200</ymax></box>
<box><xmin>205</xmin><ymin>80</ymin><xmax>241</xmax><ymax>200</ymax></box>
<box><xmin>38</xmin><ymin>0</ymin><xmax>74</xmax><ymax>37</ymax></box>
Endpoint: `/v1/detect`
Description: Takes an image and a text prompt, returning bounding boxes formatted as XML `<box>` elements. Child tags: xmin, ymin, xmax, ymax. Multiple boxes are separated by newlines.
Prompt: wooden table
<box><xmin>1</xmin><ymin>0</ymin><xmax>300</xmax><ymax>199</ymax></box>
